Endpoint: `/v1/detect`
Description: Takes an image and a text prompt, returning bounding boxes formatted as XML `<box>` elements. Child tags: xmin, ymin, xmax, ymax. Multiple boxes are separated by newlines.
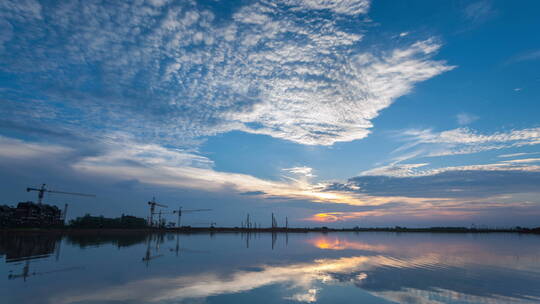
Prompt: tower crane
<box><xmin>147</xmin><ymin>197</ymin><xmax>167</xmax><ymax>227</ymax></box>
<box><xmin>8</xmin><ymin>260</ymin><xmax>82</xmax><ymax>281</ymax></box>
<box><xmin>173</xmin><ymin>206</ymin><xmax>211</xmax><ymax>227</ymax></box>
<box><xmin>26</xmin><ymin>184</ymin><xmax>95</xmax><ymax>223</ymax></box>
<box><xmin>26</xmin><ymin>184</ymin><xmax>95</xmax><ymax>204</ymax></box>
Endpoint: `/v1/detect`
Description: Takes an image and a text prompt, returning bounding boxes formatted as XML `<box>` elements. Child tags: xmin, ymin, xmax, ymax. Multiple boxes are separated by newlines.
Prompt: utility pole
<box><xmin>286</xmin><ymin>216</ymin><xmax>288</xmax><ymax>229</ymax></box>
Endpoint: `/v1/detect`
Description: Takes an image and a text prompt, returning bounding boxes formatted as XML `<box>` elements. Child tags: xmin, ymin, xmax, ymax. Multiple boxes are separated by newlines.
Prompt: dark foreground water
<box><xmin>1</xmin><ymin>232</ymin><xmax>540</xmax><ymax>304</ymax></box>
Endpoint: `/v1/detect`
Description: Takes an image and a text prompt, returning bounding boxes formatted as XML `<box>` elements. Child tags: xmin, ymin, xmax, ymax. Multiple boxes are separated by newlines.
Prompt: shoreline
<box><xmin>1</xmin><ymin>226</ymin><xmax>539</xmax><ymax>234</ymax></box>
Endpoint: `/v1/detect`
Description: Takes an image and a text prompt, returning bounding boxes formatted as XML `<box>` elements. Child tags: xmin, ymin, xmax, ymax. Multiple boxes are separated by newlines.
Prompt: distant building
<box><xmin>0</xmin><ymin>205</ymin><xmax>14</xmax><ymax>227</ymax></box>
<box><xmin>0</xmin><ymin>202</ymin><xmax>65</xmax><ymax>228</ymax></box>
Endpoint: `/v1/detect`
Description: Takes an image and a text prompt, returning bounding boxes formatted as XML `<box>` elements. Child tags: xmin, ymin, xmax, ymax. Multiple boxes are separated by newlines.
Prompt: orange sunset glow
<box><xmin>307</xmin><ymin>237</ymin><xmax>389</xmax><ymax>252</ymax></box>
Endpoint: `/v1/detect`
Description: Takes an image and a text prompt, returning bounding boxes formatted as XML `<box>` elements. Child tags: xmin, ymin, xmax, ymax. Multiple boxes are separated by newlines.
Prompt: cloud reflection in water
<box><xmin>49</xmin><ymin>234</ymin><xmax>540</xmax><ymax>304</ymax></box>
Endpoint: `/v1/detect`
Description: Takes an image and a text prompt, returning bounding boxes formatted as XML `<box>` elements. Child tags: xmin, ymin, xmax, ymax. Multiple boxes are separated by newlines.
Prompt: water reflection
<box><xmin>1</xmin><ymin>232</ymin><xmax>539</xmax><ymax>303</ymax></box>
<box><xmin>0</xmin><ymin>232</ymin><xmax>61</xmax><ymax>262</ymax></box>
<box><xmin>0</xmin><ymin>232</ymin><xmax>71</xmax><ymax>281</ymax></box>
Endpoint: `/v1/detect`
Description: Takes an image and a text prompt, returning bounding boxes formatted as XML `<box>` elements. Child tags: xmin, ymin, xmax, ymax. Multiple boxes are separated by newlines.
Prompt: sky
<box><xmin>1</xmin><ymin>0</ymin><xmax>539</xmax><ymax>228</ymax></box>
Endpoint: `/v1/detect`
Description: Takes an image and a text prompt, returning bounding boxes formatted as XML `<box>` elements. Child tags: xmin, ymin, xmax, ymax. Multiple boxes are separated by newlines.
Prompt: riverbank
<box><xmin>1</xmin><ymin>226</ymin><xmax>540</xmax><ymax>234</ymax></box>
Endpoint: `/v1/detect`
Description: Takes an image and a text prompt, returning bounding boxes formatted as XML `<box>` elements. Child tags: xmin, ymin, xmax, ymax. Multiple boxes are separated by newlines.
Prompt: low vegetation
<box><xmin>68</xmin><ymin>214</ymin><xmax>147</xmax><ymax>229</ymax></box>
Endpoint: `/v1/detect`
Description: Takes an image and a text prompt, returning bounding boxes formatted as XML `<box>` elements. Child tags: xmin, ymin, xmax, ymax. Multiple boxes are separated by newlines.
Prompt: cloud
<box><xmin>462</xmin><ymin>0</ymin><xmax>497</xmax><ymax>24</ymax></box>
<box><xmin>506</xmin><ymin>49</ymin><xmax>540</xmax><ymax>64</ymax></box>
<box><xmin>284</xmin><ymin>0</ymin><xmax>371</xmax><ymax>15</ymax></box>
<box><xmin>239</xmin><ymin>191</ymin><xmax>267</xmax><ymax>196</ymax></box>
<box><xmin>500</xmin><ymin>158</ymin><xmax>540</xmax><ymax>164</ymax></box>
<box><xmin>0</xmin><ymin>134</ymin><xmax>374</xmax><ymax>208</ymax></box>
<box><xmin>499</xmin><ymin>152</ymin><xmax>539</xmax><ymax>158</ymax></box>
<box><xmin>283</xmin><ymin>166</ymin><xmax>316</xmax><ymax>178</ymax></box>
<box><xmin>234</xmin><ymin>38</ymin><xmax>453</xmax><ymax>145</ymax></box>
<box><xmin>312</xmin><ymin>166</ymin><xmax>540</xmax><ymax>225</ymax></box>
<box><xmin>0</xmin><ymin>0</ymin><xmax>42</xmax><ymax>21</ymax></box>
<box><xmin>2</xmin><ymin>133</ymin><xmax>484</xmax><ymax>221</ymax></box>
<box><xmin>52</xmin><ymin>255</ymin><xmax>378</xmax><ymax>304</ymax></box>
<box><xmin>337</xmin><ymin>170</ymin><xmax>540</xmax><ymax>199</ymax></box>
<box><xmin>0</xmin><ymin>0</ymin><xmax>453</xmax><ymax>147</ymax></box>
<box><xmin>50</xmin><ymin>235</ymin><xmax>540</xmax><ymax>304</ymax></box>
<box><xmin>396</xmin><ymin>127</ymin><xmax>540</xmax><ymax>158</ymax></box>
<box><xmin>456</xmin><ymin>113</ymin><xmax>478</xmax><ymax>125</ymax></box>
<box><xmin>360</xmin><ymin>163</ymin><xmax>429</xmax><ymax>177</ymax></box>
<box><xmin>0</xmin><ymin>135</ymin><xmax>73</xmax><ymax>159</ymax></box>
<box><xmin>285</xmin><ymin>289</ymin><xmax>318</xmax><ymax>303</ymax></box>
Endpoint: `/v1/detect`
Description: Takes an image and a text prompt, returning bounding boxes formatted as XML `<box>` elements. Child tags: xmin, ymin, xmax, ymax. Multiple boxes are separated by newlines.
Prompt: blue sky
<box><xmin>1</xmin><ymin>0</ymin><xmax>539</xmax><ymax>227</ymax></box>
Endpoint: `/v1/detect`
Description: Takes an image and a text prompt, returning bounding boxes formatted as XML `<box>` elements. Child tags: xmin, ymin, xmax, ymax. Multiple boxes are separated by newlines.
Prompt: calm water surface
<box><xmin>1</xmin><ymin>232</ymin><xmax>540</xmax><ymax>304</ymax></box>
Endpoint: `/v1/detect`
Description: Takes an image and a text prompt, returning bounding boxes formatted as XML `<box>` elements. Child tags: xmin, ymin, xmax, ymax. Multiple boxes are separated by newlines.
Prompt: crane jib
<box><xmin>26</xmin><ymin>184</ymin><xmax>95</xmax><ymax>204</ymax></box>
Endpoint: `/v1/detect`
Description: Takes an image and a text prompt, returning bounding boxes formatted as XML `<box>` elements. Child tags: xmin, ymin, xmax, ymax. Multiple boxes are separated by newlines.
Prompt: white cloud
<box><xmin>233</xmin><ymin>37</ymin><xmax>453</xmax><ymax>145</ymax></box>
<box><xmin>0</xmin><ymin>0</ymin><xmax>453</xmax><ymax>147</ymax></box>
<box><xmin>0</xmin><ymin>136</ymin><xmax>72</xmax><ymax>159</ymax></box>
<box><xmin>500</xmin><ymin>158</ymin><xmax>540</xmax><ymax>164</ymax></box>
<box><xmin>363</xmin><ymin>126</ymin><xmax>540</xmax><ymax>179</ymax></box>
<box><xmin>285</xmin><ymin>0</ymin><xmax>371</xmax><ymax>15</ymax></box>
<box><xmin>286</xmin><ymin>289</ymin><xmax>318</xmax><ymax>303</ymax></box>
<box><xmin>456</xmin><ymin>113</ymin><xmax>478</xmax><ymax>125</ymax></box>
<box><xmin>0</xmin><ymin>135</ymin><xmax>373</xmax><ymax>206</ymax></box>
<box><xmin>507</xmin><ymin>49</ymin><xmax>540</xmax><ymax>64</ymax></box>
<box><xmin>398</xmin><ymin>127</ymin><xmax>540</xmax><ymax>158</ymax></box>
<box><xmin>361</xmin><ymin>161</ymin><xmax>540</xmax><ymax>178</ymax></box>
<box><xmin>283</xmin><ymin>166</ymin><xmax>317</xmax><ymax>179</ymax></box>
<box><xmin>498</xmin><ymin>152</ymin><xmax>538</xmax><ymax>158</ymax></box>
<box><xmin>463</xmin><ymin>0</ymin><xmax>496</xmax><ymax>23</ymax></box>
<box><xmin>361</xmin><ymin>163</ymin><xmax>429</xmax><ymax>177</ymax></box>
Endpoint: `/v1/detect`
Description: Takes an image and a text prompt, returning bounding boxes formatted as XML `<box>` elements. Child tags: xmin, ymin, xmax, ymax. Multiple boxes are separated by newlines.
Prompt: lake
<box><xmin>1</xmin><ymin>231</ymin><xmax>540</xmax><ymax>303</ymax></box>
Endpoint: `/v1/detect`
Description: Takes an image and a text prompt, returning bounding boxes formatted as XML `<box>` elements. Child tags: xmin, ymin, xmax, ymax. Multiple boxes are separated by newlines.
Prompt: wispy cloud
<box><xmin>285</xmin><ymin>0</ymin><xmax>371</xmax><ymax>15</ymax></box>
<box><xmin>0</xmin><ymin>136</ymin><xmax>73</xmax><ymax>159</ymax></box>
<box><xmin>0</xmin><ymin>0</ymin><xmax>453</xmax><ymax>147</ymax></box>
<box><xmin>396</xmin><ymin>127</ymin><xmax>540</xmax><ymax>158</ymax></box>
<box><xmin>506</xmin><ymin>49</ymin><xmax>540</xmax><ymax>64</ymax></box>
<box><xmin>3</xmin><ymin>134</ymin><xmax>540</xmax><ymax>225</ymax></box>
<box><xmin>0</xmin><ymin>135</ymin><xmax>372</xmax><ymax>207</ymax></box>
<box><xmin>498</xmin><ymin>152</ymin><xmax>539</xmax><ymax>158</ymax></box>
<box><xmin>283</xmin><ymin>166</ymin><xmax>316</xmax><ymax>178</ymax></box>
<box><xmin>456</xmin><ymin>113</ymin><xmax>478</xmax><ymax>125</ymax></box>
<box><xmin>462</xmin><ymin>0</ymin><xmax>497</xmax><ymax>24</ymax></box>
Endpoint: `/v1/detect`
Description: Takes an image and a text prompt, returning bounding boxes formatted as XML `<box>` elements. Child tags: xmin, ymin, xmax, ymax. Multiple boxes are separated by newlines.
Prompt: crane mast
<box><xmin>147</xmin><ymin>197</ymin><xmax>167</xmax><ymax>227</ymax></box>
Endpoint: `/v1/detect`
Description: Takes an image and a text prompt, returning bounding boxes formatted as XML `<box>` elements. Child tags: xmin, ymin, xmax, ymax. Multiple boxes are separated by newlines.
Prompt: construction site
<box><xmin>0</xmin><ymin>184</ymin><xmax>95</xmax><ymax>228</ymax></box>
<box><xmin>0</xmin><ymin>183</ymin><xmax>305</xmax><ymax>233</ymax></box>
<box><xmin>0</xmin><ymin>183</ymin><xmax>299</xmax><ymax>232</ymax></box>
<box><xmin>3</xmin><ymin>183</ymin><xmax>539</xmax><ymax>234</ymax></box>
<box><xmin>0</xmin><ymin>183</ymin><xmax>213</xmax><ymax>230</ymax></box>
